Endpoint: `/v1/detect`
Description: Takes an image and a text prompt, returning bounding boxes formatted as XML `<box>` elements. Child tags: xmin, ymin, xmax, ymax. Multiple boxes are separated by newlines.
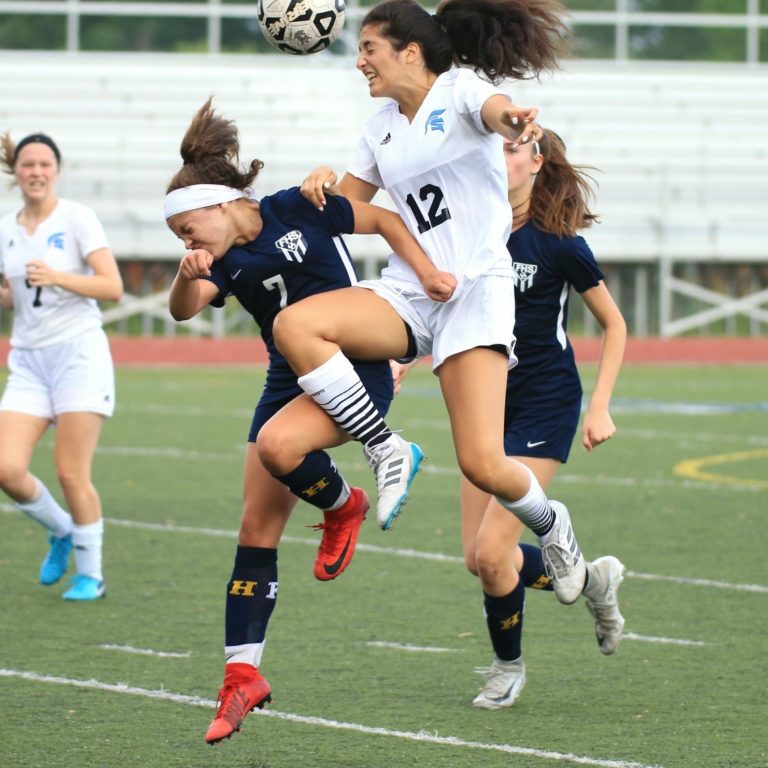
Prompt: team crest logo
<box><xmin>424</xmin><ymin>109</ymin><xmax>446</xmax><ymax>134</ymax></box>
<box><xmin>513</xmin><ymin>262</ymin><xmax>537</xmax><ymax>292</ymax></box>
<box><xmin>47</xmin><ymin>232</ymin><xmax>65</xmax><ymax>249</ymax></box>
<box><xmin>275</xmin><ymin>230</ymin><xmax>308</xmax><ymax>262</ymax></box>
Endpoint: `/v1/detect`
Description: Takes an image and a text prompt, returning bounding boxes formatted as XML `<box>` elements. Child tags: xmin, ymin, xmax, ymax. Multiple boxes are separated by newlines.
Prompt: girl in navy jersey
<box><xmin>164</xmin><ymin>98</ymin><xmax>450</xmax><ymax>744</ymax></box>
<box><xmin>461</xmin><ymin>130</ymin><xmax>627</xmax><ymax>708</ymax></box>
<box><xmin>391</xmin><ymin>129</ymin><xmax>627</xmax><ymax>708</ymax></box>
<box><xmin>273</xmin><ymin>0</ymin><xmax>592</xmax><ymax>607</ymax></box>
<box><xmin>0</xmin><ymin>131</ymin><xmax>123</xmax><ymax>601</ymax></box>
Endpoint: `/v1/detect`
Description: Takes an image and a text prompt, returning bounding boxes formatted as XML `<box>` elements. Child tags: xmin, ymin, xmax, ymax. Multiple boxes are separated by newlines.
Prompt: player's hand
<box><xmin>390</xmin><ymin>360</ymin><xmax>412</xmax><ymax>395</ymax></box>
<box><xmin>179</xmin><ymin>249</ymin><xmax>214</xmax><ymax>280</ymax></box>
<box><xmin>301</xmin><ymin>166</ymin><xmax>338</xmax><ymax>210</ymax></box>
<box><xmin>500</xmin><ymin>107</ymin><xmax>542</xmax><ymax>147</ymax></box>
<box><xmin>421</xmin><ymin>269</ymin><xmax>457</xmax><ymax>303</ymax></box>
<box><xmin>25</xmin><ymin>259</ymin><xmax>58</xmax><ymax>287</ymax></box>
<box><xmin>582</xmin><ymin>408</ymin><xmax>616</xmax><ymax>452</ymax></box>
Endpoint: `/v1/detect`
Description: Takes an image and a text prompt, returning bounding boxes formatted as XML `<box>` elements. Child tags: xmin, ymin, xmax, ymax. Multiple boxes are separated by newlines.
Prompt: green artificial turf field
<box><xmin>1</xmin><ymin>363</ymin><xmax>766</xmax><ymax>768</ymax></box>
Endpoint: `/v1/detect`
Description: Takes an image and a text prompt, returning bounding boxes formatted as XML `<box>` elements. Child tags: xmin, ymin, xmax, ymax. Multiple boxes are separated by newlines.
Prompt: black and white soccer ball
<box><xmin>257</xmin><ymin>0</ymin><xmax>346</xmax><ymax>55</ymax></box>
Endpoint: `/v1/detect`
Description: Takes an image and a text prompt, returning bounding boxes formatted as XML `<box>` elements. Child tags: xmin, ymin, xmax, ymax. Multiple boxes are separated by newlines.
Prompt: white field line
<box><xmin>367</xmin><ymin>634</ymin><xmax>708</xmax><ymax>651</ymax></box>
<box><xmin>619</xmin><ymin>428</ymin><xmax>768</xmax><ymax>447</ymax></box>
<box><xmin>366</xmin><ymin>634</ymin><xmax>707</xmax><ymax>651</ymax></box>
<box><xmin>407</xmin><ymin>418</ymin><xmax>768</xmax><ymax>445</ymax></box>
<box><xmin>0</xmin><ymin>668</ymin><xmax>663</xmax><ymax>768</ymax></box>
<box><xmin>119</xmin><ymin>403</ymin><xmax>253</xmax><ymax>419</ymax></box>
<box><xmin>623</xmin><ymin>633</ymin><xmax>706</xmax><ymax>647</ymax></box>
<box><xmin>120</xmin><ymin>402</ymin><xmax>768</xmax><ymax>447</ymax></box>
<box><xmin>29</xmin><ymin>438</ymin><xmax>767</xmax><ymax>493</ymax></box>
<box><xmin>98</xmin><ymin>644</ymin><xmax>190</xmax><ymax>658</ymax></box>
<box><xmin>94</xmin><ymin>445</ymin><xmax>762</xmax><ymax>494</ymax></box>
<box><xmin>624</xmin><ymin>570</ymin><xmax>768</xmax><ymax>594</ymax></box>
<box><xmin>2</xmin><ymin>504</ymin><xmax>766</xmax><ymax>594</ymax></box>
<box><xmin>365</xmin><ymin>641</ymin><xmax>455</xmax><ymax>653</ymax></box>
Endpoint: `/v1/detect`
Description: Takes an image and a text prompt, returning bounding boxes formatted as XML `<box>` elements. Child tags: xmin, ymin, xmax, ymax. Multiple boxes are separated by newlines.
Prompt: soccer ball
<box><xmin>257</xmin><ymin>0</ymin><xmax>346</xmax><ymax>55</ymax></box>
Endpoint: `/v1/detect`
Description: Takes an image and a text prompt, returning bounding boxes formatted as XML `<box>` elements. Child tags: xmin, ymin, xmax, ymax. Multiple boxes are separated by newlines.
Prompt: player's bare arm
<box><xmin>169</xmin><ymin>249</ymin><xmax>219</xmax><ymax>320</ymax></box>
<box><xmin>347</xmin><ymin>198</ymin><xmax>457</xmax><ymax>302</ymax></box>
<box><xmin>481</xmin><ymin>95</ymin><xmax>542</xmax><ymax>147</ymax></box>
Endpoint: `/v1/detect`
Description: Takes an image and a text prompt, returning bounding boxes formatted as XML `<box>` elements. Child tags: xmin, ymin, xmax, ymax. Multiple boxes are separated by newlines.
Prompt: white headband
<box><xmin>163</xmin><ymin>184</ymin><xmax>249</xmax><ymax>220</ymax></box>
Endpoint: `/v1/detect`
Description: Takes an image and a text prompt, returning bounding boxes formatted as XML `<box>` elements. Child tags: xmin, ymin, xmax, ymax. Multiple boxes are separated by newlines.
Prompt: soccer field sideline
<box><xmin>0</xmin><ymin>668</ymin><xmax>663</xmax><ymax>768</ymax></box>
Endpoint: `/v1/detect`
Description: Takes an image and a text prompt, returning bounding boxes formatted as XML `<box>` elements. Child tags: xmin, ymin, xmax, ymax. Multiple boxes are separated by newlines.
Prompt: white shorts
<box><xmin>358</xmin><ymin>273</ymin><xmax>518</xmax><ymax>371</ymax></box>
<box><xmin>0</xmin><ymin>328</ymin><xmax>115</xmax><ymax>419</ymax></box>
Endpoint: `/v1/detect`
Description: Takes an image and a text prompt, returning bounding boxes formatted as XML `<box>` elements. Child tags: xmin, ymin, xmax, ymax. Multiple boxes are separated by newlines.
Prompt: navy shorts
<box><xmin>503</xmin><ymin>398</ymin><xmax>582</xmax><ymax>463</ymax></box>
<box><xmin>248</xmin><ymin>359</ymin><xmax>394</xmax><ymax>442</ymax></box>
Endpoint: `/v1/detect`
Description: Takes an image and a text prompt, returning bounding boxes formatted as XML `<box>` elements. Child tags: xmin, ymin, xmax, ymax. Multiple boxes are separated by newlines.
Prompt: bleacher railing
<box><xmin>0</xmin><ymin>0</ymin><xmax>767</xmax><ymax>63</ymax></box>
<box><xmin>1</xmin><ymin>4</ymin><xmax>767</xmax><ymax>338</ymax></box>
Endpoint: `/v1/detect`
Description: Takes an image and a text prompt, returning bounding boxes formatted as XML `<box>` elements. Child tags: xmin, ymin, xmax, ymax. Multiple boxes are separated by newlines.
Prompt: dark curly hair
<box><xmin>362</xmin><ymin>0</ymin><xmax>569</xmax><ymax>83</ymax></box>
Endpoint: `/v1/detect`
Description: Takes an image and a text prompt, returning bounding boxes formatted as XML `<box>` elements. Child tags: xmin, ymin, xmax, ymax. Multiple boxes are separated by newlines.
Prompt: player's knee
<box><xmin>55</xmin><ymin>466</ymin><xmax>90</xmax><ymax>498</ymax></box>
<box><xmin>256</xmin><ymin>426</ymin><xmax>294</xmax><ymax>475</ymax></box>
<box><xmin>463</xmin><ymin>547</ymin><xmax>479</xmax><ymax>576</ymax></box>
<box><xmin>272</xmin><ymin>304</ymin><xmax>310</xmax><ymax>354</ymax></box>
<box><xmin>474</xmin><ymin>539</ymin><xmax>508</xmax><ymax>581</ymax></box>
<box><xmin>459</xmin><ymin>458</ymin><xmax>500</xmax><ymax>495</ymax></box>
<box><xmin>0</xmin><ymin>462</ymin><xmax>26</xmax><ymax>494</ymax></box>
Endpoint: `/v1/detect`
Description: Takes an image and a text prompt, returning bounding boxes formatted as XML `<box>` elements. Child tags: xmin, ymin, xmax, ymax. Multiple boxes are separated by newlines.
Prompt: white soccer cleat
<box><xmin>584</xmin><ymin>555</ymin><xmax>626</xmax><ymax>655</ymax></box>
<box><xmin>364</xmin><ymin>434</ymin><xmax>424</xmax><ymax>530</ymax></box>
<box><xmin>472</xmin><ymin>657</ymin><xmax>527</xmax><ymax>710</ymax></box>
<box><xmin>539</xmin><ymin>500</ymin><xmax>586</xmax><ymax>605</ymax></box>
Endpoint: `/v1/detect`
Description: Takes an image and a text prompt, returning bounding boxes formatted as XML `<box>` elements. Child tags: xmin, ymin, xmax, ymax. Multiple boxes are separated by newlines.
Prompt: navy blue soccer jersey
<box><xmin>204</xmin><ymin>187</ymin><xmax>374</xmax><ymax>400</ymax></box>
<box><xmin>507</xmin><ymin>221</ymin><xmax>604</xmax><ymax>408</ymax></box>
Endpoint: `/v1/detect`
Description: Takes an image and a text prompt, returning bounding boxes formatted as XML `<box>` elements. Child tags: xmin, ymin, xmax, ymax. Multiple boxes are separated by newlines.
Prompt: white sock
<box><xmin>326</xmin><ymin>478</ymin><xmax>351</xmax><ymax>511</ymax></box>
<box><xmin>72</xmin><ymin>519</ymin><xmax>104</xmax><ymax>581</ymax></box>
<box><xmin>225</xmin><ymin>642</ymin><xmax>265</xmax><ymax>668</ymax></box>
<box><xmin>495</xmin><ymin>465</ymin><xmax>554</xmax><ymax>537</ymax></box>
<box><xmin>16</xmin><ymin>478</ymin><xmax>72</xmax><ymax>538</ymax></box>
<box><xmin>582</xmin><ymin>562</ymin><xmax>599</xmax><ymax>600</ymax></box>
<box><xmin>297</xmin><ymin>350</ymin><xmax>390</xmax><ymax>447</ymax></box>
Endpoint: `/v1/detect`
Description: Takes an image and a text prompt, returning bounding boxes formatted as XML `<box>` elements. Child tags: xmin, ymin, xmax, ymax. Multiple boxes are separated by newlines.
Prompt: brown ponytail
<box><xmin>530</xmin><ymin>130</ymin><xmax>599</xmax><ymax>238</ymax></box>
<box><xmin>167</xmin><ymin>96</ymin><xmax>264</xmax><ymax>194</ymax></box>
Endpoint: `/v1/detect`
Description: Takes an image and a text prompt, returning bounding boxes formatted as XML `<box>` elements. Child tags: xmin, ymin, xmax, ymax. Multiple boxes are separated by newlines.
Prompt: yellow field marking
<box><xmin>674</xmin><ymin>449</ymin><xmax>768</xmax><ymax>489</ymax></box>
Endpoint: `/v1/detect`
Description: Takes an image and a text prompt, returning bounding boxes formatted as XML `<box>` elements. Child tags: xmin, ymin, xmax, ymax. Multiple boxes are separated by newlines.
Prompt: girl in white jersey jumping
<box><xmin>269</xmin><ymin>0</ymin><xmax>592</xmax><ymax>605</ymax></box>
<box><xmin>0</xmin><ymin>132</ymin><xmax>123</xmax><ymax>601</ymax></box>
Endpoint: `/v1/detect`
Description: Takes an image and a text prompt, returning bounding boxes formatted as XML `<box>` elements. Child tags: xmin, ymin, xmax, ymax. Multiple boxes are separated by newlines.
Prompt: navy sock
<box><xmin>483</xmin><ymin>579</ymin><xmax>525</xmax><ymax>662</ymax></box>
<box><xmin>224</xmin><ymin>546</ymin><xmax>278</xmax><ymax>648</ymax></box>
<box><xmin>519</xmin><ymin>543</ymin><xmax>554</xmax><ymax>591</ymax></box>
<box><xmin>275</xmin><ymin>450</ymin><xmax>346</xmax><ymax>510</ymax></box>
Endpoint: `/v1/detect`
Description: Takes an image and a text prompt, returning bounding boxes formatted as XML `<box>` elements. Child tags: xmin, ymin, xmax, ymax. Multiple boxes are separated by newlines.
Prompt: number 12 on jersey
<box><xmin>405</xmin><ymin>184</ymin><xmax>452</xmax><ymax>234</ymax></box>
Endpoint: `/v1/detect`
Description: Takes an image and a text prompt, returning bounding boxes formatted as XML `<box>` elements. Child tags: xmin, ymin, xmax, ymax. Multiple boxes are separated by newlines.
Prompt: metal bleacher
<box><xmin>1</xmin><ymin>52</ymin><xmax>766</xmax><ymax>335</ymax></box>
<box><xmin>0</xmin><ymin>53</ymin><xmax>382</xmax><ymax>265</ymax></box>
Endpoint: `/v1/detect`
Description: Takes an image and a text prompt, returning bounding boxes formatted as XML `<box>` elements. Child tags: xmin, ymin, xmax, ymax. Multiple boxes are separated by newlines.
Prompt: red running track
<box><xmin>0</xmin><ymin>336</ymin><xmax>767</xmax><ymax>366</ymax></box>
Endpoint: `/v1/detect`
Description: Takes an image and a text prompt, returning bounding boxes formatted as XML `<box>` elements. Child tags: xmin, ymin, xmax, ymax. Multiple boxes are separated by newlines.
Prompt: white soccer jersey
<box><xmin>0</xmin><ymin>199</ymin><xmax>109</xmax><ymax>349</ymax></box>
<box><xmin>349</xmin><ymin>68</ymin><xmax>513</xmax><ymax>291</ymax></box>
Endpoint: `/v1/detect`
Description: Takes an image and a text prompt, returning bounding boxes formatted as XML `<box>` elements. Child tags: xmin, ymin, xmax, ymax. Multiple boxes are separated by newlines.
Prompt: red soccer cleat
<box><xmin>205</xmin><ymin>663</ymin><xmax>272</xmax><ymax>745</ymax></box>
<box><xmin>312</xmin><ymin>487</ymin><xmax>369</xmax><ymax>581</ymax></box>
